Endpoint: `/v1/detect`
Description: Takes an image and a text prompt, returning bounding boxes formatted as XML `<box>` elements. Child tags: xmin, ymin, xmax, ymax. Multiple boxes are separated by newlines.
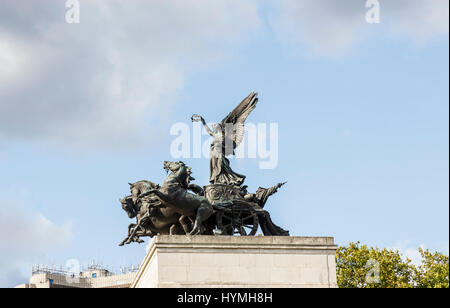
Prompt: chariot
<box><xmin>204</xmin><ymin>184</ymin><xmax>261</xmax><ymax>236</ymax></box>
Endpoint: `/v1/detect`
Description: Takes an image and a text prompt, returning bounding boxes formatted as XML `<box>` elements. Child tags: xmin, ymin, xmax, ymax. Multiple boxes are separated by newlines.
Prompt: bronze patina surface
<box><xmin>120</xmin><ymin>92</ymin><xmax>288</xmax><ymax>246</ymax></box>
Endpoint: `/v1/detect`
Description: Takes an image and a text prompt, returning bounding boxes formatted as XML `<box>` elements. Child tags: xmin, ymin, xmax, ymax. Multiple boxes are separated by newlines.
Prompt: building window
<box><xmin>92</xmin><ymin>273</ymin><xmax>97</xmax><ymax>278</ymax></box>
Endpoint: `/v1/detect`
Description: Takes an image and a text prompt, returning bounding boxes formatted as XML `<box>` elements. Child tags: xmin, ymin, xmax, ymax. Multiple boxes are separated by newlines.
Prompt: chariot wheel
<box><xmin>216</xmin><ymin>205</ymin><xmax>259</xmax><ymax>236</ymax></box>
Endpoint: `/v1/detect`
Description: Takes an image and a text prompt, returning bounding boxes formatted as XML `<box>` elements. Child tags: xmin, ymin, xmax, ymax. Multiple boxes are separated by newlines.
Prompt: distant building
<box><xmin>15</xmin><ymin>264</ymin><xmax>137</xmax><ymax>288</ymax></box>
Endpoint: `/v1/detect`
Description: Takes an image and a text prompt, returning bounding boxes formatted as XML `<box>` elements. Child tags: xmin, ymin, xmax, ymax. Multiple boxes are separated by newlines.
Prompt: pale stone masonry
<box><xmin>131</xmin><ymin>235</ymin><xmax>338</xmax><ymax>288</ymax></box>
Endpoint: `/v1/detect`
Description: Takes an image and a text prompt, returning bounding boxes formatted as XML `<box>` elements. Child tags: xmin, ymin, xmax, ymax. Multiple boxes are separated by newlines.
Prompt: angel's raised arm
<box><xmin>192</xmin><ymin>114</ymin><xmax>214</xmax><ymax>137</ymax></box>
<box><xmin>201</xmin><ymin>119</ymin><xmax>215</xmax><ymax>137</ymax></box>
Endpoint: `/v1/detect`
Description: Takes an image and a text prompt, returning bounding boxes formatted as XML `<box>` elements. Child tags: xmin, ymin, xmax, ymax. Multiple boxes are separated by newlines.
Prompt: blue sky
<box><xmin>0</xmin><ymin>0</ymin><xmax>448</xmax><ymax>287</ymax></box>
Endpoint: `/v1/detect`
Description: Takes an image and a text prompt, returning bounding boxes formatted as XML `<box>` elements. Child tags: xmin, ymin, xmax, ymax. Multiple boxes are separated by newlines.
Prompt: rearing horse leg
<box><xmin>190</xmin><ymin>201</ymin><xmax>213</xmax><ymax>235</ymax></box>
<box><xmin>169</xmin><ymin>223</ymin><xmax>178</xmax><ymax>235</ymax></box>
<box><xmin>144</xmin><ymin>189</ymin><xmax>213</xmax><ymax>236</ymax></box>
<box><xmin>179</xmin><ymin>215</ymin><xmax>191</xmax><ymax>234</ymax></box>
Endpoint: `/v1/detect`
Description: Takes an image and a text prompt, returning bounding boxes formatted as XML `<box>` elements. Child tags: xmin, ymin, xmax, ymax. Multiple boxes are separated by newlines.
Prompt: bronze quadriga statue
<box><xmin>119</xmin><ymin>92</ymin><xmax>289</xmax><ymax>246</ymax></box>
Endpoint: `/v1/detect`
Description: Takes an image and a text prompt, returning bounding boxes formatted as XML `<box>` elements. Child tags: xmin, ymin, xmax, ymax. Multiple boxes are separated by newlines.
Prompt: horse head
<box><xmin>129</xmin><ymin>180</ymin><xmax>160</xmax><ymax>204</ymax></box>
<box><xmin>163</xmin><ymin>161</ymin><xmax>185</xmax><ymax>174</ymax></box>
<box><xmin>120</xmin><ymin>196</ymin><xmax>137</xmax><ymax>218</ymax></box>
<box><xmin>129</xmin><ymin>182</ymin><xmax>140</xmax><ymax>204</ymax></box>
<box><xmin>163</xmin><ymin>161</ymin><xmax>193</xmax><ymax>188</ymax></box>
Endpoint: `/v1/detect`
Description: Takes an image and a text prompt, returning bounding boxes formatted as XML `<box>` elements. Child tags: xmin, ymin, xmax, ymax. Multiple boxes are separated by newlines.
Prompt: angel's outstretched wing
<box><xmin>220</xmin><ymin>91</ymin><xmax>258</xmax><ymax>156</ymax></box>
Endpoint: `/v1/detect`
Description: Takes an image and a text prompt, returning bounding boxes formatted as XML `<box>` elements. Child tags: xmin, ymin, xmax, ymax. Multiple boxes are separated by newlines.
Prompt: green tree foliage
<box><xmin>413</xmin><ymin>248</ymin><xmax>449</xmax><ymax>288</ymax></box>
<box><xmin>336</xmin><ymin>242</ymin><xmax>449</xmax><ymax>288</ymax></box>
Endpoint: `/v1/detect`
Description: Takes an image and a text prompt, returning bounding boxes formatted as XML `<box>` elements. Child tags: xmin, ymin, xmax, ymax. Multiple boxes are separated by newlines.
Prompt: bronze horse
<box><xmin>120</xmin><ymin>161</ymin><xmax>219</xmax><ymax>245</ymax></box>
<box><xmin>119</xmin><ymin>178</ymin><xmax>193</xmax><ymax>246</ymax></box>
<box><xmin>139</xmin><ymin>161</ymin><xmax>227</xmax><ymax>235</ymax></box>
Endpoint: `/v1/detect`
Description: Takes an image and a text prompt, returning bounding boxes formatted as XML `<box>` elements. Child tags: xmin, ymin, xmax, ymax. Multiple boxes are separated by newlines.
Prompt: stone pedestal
<box><xmin>131</xmin><ymin>235</ymin><xmax>338</xmax><ymax>288</ymax></box>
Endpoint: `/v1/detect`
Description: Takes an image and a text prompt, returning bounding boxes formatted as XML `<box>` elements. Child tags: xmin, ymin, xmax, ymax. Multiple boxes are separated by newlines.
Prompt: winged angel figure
<box><xmin>192</xmin><ymin>92</ymin><xmax>258</xmax><ymax>186</ymax></box>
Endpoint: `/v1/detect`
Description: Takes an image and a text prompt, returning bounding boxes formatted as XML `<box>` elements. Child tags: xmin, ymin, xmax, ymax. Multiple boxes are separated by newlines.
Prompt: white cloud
<box><xmin>391</xmin><ymin>240</ymin><xmax>450</xmax><ymax>267</ymax></box>
<box><xmin>270</xmin><ymin>0</ymin><xmax>449</xmax><ymax>57</ymax></box>
<box><xmin>0</xmin><ymin>188</ymin><xmax>72</xmax><ymax>287</ymax></box>
<box><xmin>0</xmin><ymin>38</ymin><xmax>30</xmax><ymax>82</ymax></box>
<box><xmin>386</xmin><ymin>0</ymin><xmax>449</xmax><ymax>41</ymax></box>
<box><xmin>391</xmin><ymin>241</ymin><xmax>426</xmax><ymax>265</ymax></box>
<box><xmin>0</xmin><ymin>0</ymin><xmax>447</xmax><ymax>149</ymax></box>
<box><xmin>0</xmin><ymin>0</ymin><xmax>260</xmax><ymax>149</ymax></box>
<box><xmin>270</xmin><ymin>0</ymin><xmax>366</xmax><ymax>57</ymax></box>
